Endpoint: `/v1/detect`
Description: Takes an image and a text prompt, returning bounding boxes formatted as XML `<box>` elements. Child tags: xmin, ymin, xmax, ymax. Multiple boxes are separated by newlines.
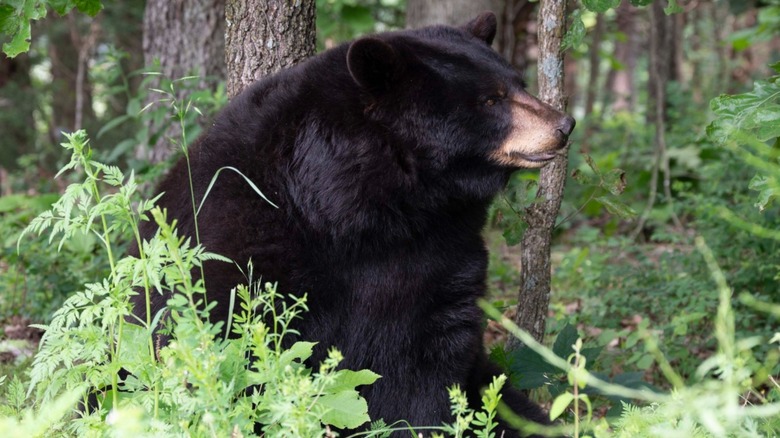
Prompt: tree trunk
<box><xmin>511</xmin><ymin>0</ymin><xmax>569</xmax><ymax>346</ymax></box>
<box><xmin>225</xmin><ymin>0</ymin><xmax>316</xmax><ymax>98</ymax></box>
<box><xmin>0</xmin><ymin>52</ymin><xmax>35</xmax><ymax>174</ymax></box>
<box><xmin>140</xmin><ymin>0</ymin><xmax>226</xmax><ymax>162</ymax></box>
<box><xmin>584</xmin><ymin>13</ymin><xmax>604</xmax><ymax>119</ymax></box>
<box><xmin>406</xmin><ymin>0</ymin><xmax>505</xmax><ymax>31</ymax></box>
<box><xmin>500</xmin><ymin>0</ymin><xmax>537</xmax><ymax>75</ymax></box>
<box><xmin>631</xmin><ymin>0</ymin><xmax>682</xmax><ymax>239</ymax></box>
<box><xmin>45</xmin><ymin>14</ymin><xmax>99</xmax><ymax>172</ymax></box>
<box><xmin>605</xmin><ymin>0</ymin><xmax>638</xmax><ymax>113</ymax></box>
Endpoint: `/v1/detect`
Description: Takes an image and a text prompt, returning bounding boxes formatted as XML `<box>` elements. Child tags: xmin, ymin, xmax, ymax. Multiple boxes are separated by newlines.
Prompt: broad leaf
<box><xmin>709</xmin><ymin>77</ymin><xmax>780</xmax><ymax>142</ymax></box>
<box><xmin>749</xmin><ymin>174</ymin><xmax>777</xmax><ymax>210</ymax></box>
<box><xmin>549</xmin><ymin>392</ymin><xmax>574</xmax><ymax>420</ymax></box>
<box><xmin>325</xmin><ymin>369</ymin><xmax>381</xmax><ymax>394</ymax></box>
<box><xmin>278</xmin><ymin>341</ymin><xmax>316</xmax><ymax>367</ymax></box>
<box><xmin>603</xmin><ymin>169</ymin><xmax>627</xmax><ymax>196</ymax></box>
<box><xmin>552</xmin><ymin>324</ymin><xmax>579</xmax><ymax>359</ymax></box>
<box><xmin>562</xmin><ymin>9</ymin><xmax>585</xmax><ymax>50</ymax></box>
<box><xmin>319</xmin><ymin>390</ymin><xmax>371</xmax><ymax>429</ymax></box>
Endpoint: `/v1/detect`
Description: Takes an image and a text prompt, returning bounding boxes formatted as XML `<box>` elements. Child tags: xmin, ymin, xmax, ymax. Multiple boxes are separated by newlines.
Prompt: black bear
<box><xmin>133</xmin><ymin>11</ymin><xmax>574</xmax><ymax>437</ymax></box>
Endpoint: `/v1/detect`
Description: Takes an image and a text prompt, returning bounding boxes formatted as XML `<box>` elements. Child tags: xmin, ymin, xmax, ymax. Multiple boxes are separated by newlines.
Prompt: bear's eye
<box><xmin>483</xmin><ymin>91</ymin><xmax>507</xmax><ymax>107</ymax></box>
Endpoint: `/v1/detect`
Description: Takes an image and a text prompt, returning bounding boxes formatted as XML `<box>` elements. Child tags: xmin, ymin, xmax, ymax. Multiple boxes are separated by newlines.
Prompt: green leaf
<box><xmin>552</xmin><ymin>324</ymin><xmax>579</xmax><ymax>359</ymax></box>
<box><xmin>582</xmin><ymin>0</ymin><xmax>620</xmax><ymax>13</ymax></box>
<box><xmin>636</xmin><ymin>354</ymin><xmax>654</xmax><ymax>370</ymax></box>
<box><xmin>571</xmin><ymin>168</ymin><xmax>595</xmax><ymax>186</ymax></box>
<box><xmin>1</xmin><ymin>1</ymin><xmax>48</xmax><ymax>57</ymax></box>
<box><xmin>749</xmin><ymin>174</ymin><xmax>777</xmax><ymax>210</ymax></box>
<box><xmin>628</xmin><ymin>0</ymin><xmax>653</xmax><ymax>6</ymax></box>
<box><xmin>603</xmin><ymin>169</ymin><xmax>627</xmax><ymax>196</ymax></box>
<box><xmin>562</xmin><ymin>9</ymin><xmax>585</xmax><ymax>50</ymax></box>
<box><xmin>583</xmin><ymin>154</ymin><xmax>602</xmax><ymax>177</ymax></box>
<box><xmin>508</xmin><ymin>345</ymin><xmax>559</xmax><ymax>390</ymax></box>
<box><xmin>549</xmin><ymin>392</ymin><xmax>574</xmax><ymax>420</ymax></box>
<box><xmin>117</xmin><ymin>323</ymin><xmax>152</xmax><ymax>376</ymax></box>
<box><xmin>325</xmin><ymin>369</ymin><xmax>381</xmax><ymax>394</ymax></box>
<box><xmin>501</xmin><ymin>215</ymin><xmax>527</xmax><ymax>246</ymax></box>
<box><xmin>0</xmin><ymin>5</ymin><xmax>16</xmax><ymax>36</ymax></box>
<box><xmin>278</xmin><ymin>341</ymin><xmax>316</xmax><ymax>367</ymax></box>
<box><xmin>708</xmin><ymin>76</ymin><xmax>780</xmax><ymax>143</ymax></box>
<box><xmin>74</xmin><ymin>0</ymin><xmax>102</xmax><ymax>16</ymax></box>
<box><xmin>49</xmin><ymin>0</ymin><xmax>76</xmax><ymax>16</ymax></box>
<box><xmin>318</xmin><ymin>390</ymin><xmax>371</xmax><ymax>429</ymax></box>
<box><xmin>594</xmin><ymin>195</ymin><xmax>637</xmax><ymax>219</ymax></box>
<box><xmin>3</xmin><ymin>17</ymin><xmax>31</xmax><ymax>57</ymax></box>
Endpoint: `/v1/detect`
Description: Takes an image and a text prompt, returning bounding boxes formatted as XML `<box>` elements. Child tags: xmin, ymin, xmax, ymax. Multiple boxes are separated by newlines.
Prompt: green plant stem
<box><xmin>639</xmin><ymin>326</ymin><xmax>685</xmax><ymax>389</ymax></box>
<box><xmin>178</xmin><ymin>101</ymin><xmax>208</xmax><ymax>305</ymax></box>
<box><xmin>129</xmin><ymin>216</ymin><xmax>160</xmax><ymax>416</ymax></box>
<box><xmin>695</xmin><ymin>236</ymin><xmax>735</xmax><ymax>363</ymax></box>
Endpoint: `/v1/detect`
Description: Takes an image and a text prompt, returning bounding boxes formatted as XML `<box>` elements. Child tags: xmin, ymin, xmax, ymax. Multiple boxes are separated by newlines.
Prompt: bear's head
<box><xmin>345</xmin><ymin>12</ymin><xmax>575</xmax><ymax>180</ymax></box>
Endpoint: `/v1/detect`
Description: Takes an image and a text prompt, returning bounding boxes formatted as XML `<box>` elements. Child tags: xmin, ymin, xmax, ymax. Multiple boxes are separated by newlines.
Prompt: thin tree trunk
<box><xmin>690</xmin><ymin>3</ymin><xmax>703</xmax><ymax>104</ymax></box>
<box><xmin>406</xmin><ymin>0</ymin><xmax>505</xmax><ymax>31</ymax></box>
<box><xmin>225</xmin><ymin>0</ymin><xmax>316</xmax><ymax>98</ymax></box>
<box><xmin>584</xmin><ymin>13</ymin><xmax>604</xmax><ymax>118</ymax></box>
<box><xmin>511</xmin><ymin>0</ymin><xmax>569</xmax><ymax>346</ymax></box>
<box><xmin>631</xmin><ymin>1</ymin><xmax>681</xmax><ymax>239</ymax></box>
<box><xmin>0</xmin><ymin>52</ymin><xmax>35</xmax><ymax>173</ymax></box>
<box><xmin>500</xmin><ymin>0</ymin><xmax>536</xmax><ymax>73</ymax></box>
<box><xmin>605</xmin><ymin>0</ymin><xmax>638</xmax><ymax>113</ymax></box>
<box><xmin>140</xmin><ymin>0</ymin><xmax>226</xmax><ymax>162</ymax></box>
<box><xmin>71</xmin><ymin>15</ymin><xmax>101</xmax><ymax>131</ymax></box>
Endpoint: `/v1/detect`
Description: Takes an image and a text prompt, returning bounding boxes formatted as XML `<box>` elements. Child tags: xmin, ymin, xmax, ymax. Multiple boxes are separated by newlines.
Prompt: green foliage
<box><xmin>436</xmin><ymin>376</ymin><xmax>510</xmax><ymax>438</ymax></box>
<box><xmin>582</xmin><ymin>0</ymin><xmax>621</xmax><ymax>14</ymax></box>
<box><xmin>490</xmin><ymin>173</ymin><xmax>536</xmax><ymax>246</ymax></box>
<box><xmin>316</xmin><ymin>0</ymin><xmax>405</xmax><ymax>48</ymax></box>
<box><xmin>495</xmin><ymin>324</ymin><xmax>603</xmax><ymax>392</ymax></box>
<box><xmin>3</xmin><ymin>130</ymin><xmax>380</xmax><ymax>436</ymax></box>
<box><xmin>708</xmin><ymin>68</ymin><xmax>780</xmax><ymax>145</ymax></box>
<box><xmin>564</xmin><ymin>1</ymin><xmax>683</xmax><ymax>53</ymax></box>
<box><xmin>0</xmin><ymin>191</ymin><xmax>108</xmax><ymax>321</ymax></box>
<box><xmin>0</xmin><ymin>0</ymin><xmax>102</xmax><ymax>57</ymax></box>
<box><xmin>728</xmin><ymin>1</ymin><xmax>780</xmax><ymax>51</ymax></box>
<box><xmin>482</xmin><ymin>290</ymin><xmax>780</xmax><ymax>437</ymax></box>
<box><xmin>571</xmin><ymin>155</ymin><xmax>636</xmax><ymax>220</ymax></box>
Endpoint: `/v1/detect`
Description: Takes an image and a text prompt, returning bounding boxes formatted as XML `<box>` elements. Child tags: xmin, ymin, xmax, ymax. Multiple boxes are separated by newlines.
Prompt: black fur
<box><xmin>133</xmin><ymin>13</ymin><xmax>570</xmax><ymax>437</ymax></box>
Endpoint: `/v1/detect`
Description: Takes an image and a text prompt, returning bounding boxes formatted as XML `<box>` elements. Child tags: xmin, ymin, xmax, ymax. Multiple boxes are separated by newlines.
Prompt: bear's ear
<box><xmin>462</xmin><ymin>11</ymin><xmax>497</xmax><ymax>46</ymax></box>
<box><xmin>347</xmin><ymin>37</ymin><xmax>401</xmax><ymax>95</ymax></box>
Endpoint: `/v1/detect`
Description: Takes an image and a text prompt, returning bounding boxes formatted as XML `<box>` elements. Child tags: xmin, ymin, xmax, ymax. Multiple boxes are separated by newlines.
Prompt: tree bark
<box><xmin>584</xmin><ymin>13</ymin><xmax>604</xmax><ymax>119</ymax></box>
<box><xmin>631</xmin><ymin>0</ymin><xmax>682</xmax><ymax>239</ymax></box>
<box><xmin>499</xmin><ymin>0</ymin><xmax>536</xmax><ymax>74</ymax></box>
<box><xmin>143</xmin><ymin>0</ymin><xmax>226</xmax><ymax>83</ymax></box>
<box><xmin>140</xmin><ymin>0</ymin><xmax>226</xmax><ymax>162</ymax></box>
<box><xmin>511</xmin><ymin>0</ymin><xmax>569</xmax><ymax>346</ymax></box>
<box><xmin>225</xmin><ymin>0</ymin><xmax>316</xmax><ymax>98</ymax></box>
<box><xmin>605</xmin><ymin>0</ymin><xmax>638</xmax><ymax>113</ymax></box>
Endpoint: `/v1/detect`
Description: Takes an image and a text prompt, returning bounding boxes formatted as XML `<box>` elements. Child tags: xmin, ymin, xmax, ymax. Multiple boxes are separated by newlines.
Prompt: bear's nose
<box><xmin>557</xmin><ymin>116</ymin><xmax>576</xmax><ymax>138</ymax></box>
